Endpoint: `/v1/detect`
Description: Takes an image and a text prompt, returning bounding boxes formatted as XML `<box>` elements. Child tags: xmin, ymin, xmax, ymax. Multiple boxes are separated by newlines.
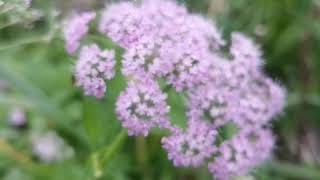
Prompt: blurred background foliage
<box><xmin>0</xmin><ymin>0</ymin><xmax>320</xmax><ymax>179</ymax></box>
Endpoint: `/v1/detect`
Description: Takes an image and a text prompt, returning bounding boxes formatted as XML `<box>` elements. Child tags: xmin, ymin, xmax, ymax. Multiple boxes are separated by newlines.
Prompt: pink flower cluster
<box><xmin>116</xmin><ymin>77</ymin><xmax>170</xmax><ymax>136</ymax></box>
<box><xmin>162</xmin><ymin>120</ymin><xmax>217</xmax><ymax>167</ymax></box>
<box><xmin>74</xmin><ymin>44</ymin><xmax>115</xmax><ymax>99</ymax></box>
<box><xmin>100</xmin><ymin>0</ymin><xmax>224</xmax><ymax>91</ymax></box>
<box><xmin>64</xmin><ymin>0</ymin><xmax>286</xmax><ymax>179</ymax></box>
<box><xmin>64</xmin><ymin>12</ymin><xmax>96</xmax><ymax>54</ymax></box>
<box><xmin>208</xmin><ymin>127</ymin><xmax>275</xmax><ymax>180</ymax></box>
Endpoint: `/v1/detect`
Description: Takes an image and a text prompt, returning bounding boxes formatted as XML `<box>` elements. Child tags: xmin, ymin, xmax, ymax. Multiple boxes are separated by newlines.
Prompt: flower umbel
<box><xmin>116</xmin><ymin>77</ymin><xmax>170</xmax><ymax>136</ymax></box>
<box><xmin>74</xmin><ymin>44</ymin><xmax>116</xmax><ymax>99</ymax></box>
<box><xmin>64</xmin><ymin>0</ymin><xmax>287</xmax><ymax>179</ymax></box>
<box><xmin>162</xmin><ymin>120</ymin><xmax>217</xmax><ymax>167</ymax></box>
<box><xmin>208</xmin><ymin>127</ymin><xmax>275</xmax><ymax>180</ymax></box>
<box><xmin>64</xmin><ymin>12</ymin><xmax>96</xmax><ymax>54</ymax></box>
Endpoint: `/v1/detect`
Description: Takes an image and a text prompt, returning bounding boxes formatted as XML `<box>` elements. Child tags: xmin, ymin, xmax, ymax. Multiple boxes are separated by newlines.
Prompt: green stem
<box><xmin>0</xmin><ymin>6</ymin><xmax>14</xmax><ymax>15</ymax></box>
<box><xmin>92</xmin><ymin>153</ymin><xmax>103</xmax><ymax>178</ymax></box>
<box><xmin>91</xmin><ymin>129</ymin><xmax>127</xmax><ymax>179</ymax></box>
<box><xmin>0</xmin><ymin>19</ymin><xmax>20</xmax><ymax>29</ymax></box>
<box><xmin>0</xmin><ymin>35</ymin><xmax>51</xmax><ymax>51</ymax></box>
<box><xmin>266</xmin><ymin>161</ymin><xmax>320</xmax><ymax>179</ymax></box>
<box><xmin>136</xmin><ymin>136</ymin><xmax>151</xmax><ymax>180</ymax></box>
<box><xmin>100</xmin><ymin>129</ymin><xmax>127</xmax><ymax>165</ymax></box>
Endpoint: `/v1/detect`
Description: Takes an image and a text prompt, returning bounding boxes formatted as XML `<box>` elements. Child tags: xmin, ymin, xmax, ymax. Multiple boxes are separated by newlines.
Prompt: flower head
<box><xmin>208</xmin><ymin>127</ymin><xmax>275</xmax><ymax>180</ymax></box>
<box><xmin>122</xmin><ymin>36</ymin><xmax>176</xmax><ymax>77</ymax></box>
<box><xmin>74</xmin><ymin>44</ymin><xmax>116</xmax><ymax>99</ymax></box>
<box><xmin>188</xmin><ymin>82</ymin><xmax>238</xmax><ymax>127</ymax></box>
<box><xmin>116</xmin><ymin>77</ymin><xmax>170</xmax><ymax>136</ymax></box>
<box><xmin>99</xmin><ymin>2</ymin><xmax>142</xmax><ymax>49</ymax></box>
<box><xmin>64</xmin><ymin>12</ymin><xmax>96</xmax><ymax>54</ymax></box>
<box><xmin>228</xmin><ymin>32</ymin><xmax>263</xmax><ymax>88</ymax></box>
<box><xmin>164</xmin><ymin>40</ymin><xmax>213</xmax><ymax>91</ymax></box>
<box><xmin>102</xmin><ymin>0</ymin><xmax>224</xmax><ymax>91</ymax></box>
<box><xmin>162</xmin><ymin>120</ymin><xmax>217</xmax><ymax>167</ymax></box>
<box><xmin>234</xmin><ymin>74</ymin><xmax>286</xmax><ymax>127</ymax></box>
<box><xmin>230</xmin><ymin>32</ymin><xmax>262</xmax><ymax>68</ymax></box>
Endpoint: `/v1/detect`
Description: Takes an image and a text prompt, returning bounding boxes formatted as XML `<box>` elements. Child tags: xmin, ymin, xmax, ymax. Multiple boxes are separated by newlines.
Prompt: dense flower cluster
<box><xmin>187</xmin><ymin>81</ymin><xmax>238</xmax><ymax>128</ymax></box>
<box><xmin>64</xmin><ymin>12</ymin><xmax>96</xmax><ymax>54</ymax></box>
<box><xmin>116</xmin><ymin>77</ymin><xmax>170</xmax><ymax>136</ymax></box>
<box><xmin>64</xmin><ymin>0</ymin><xmax>286</xmax><ymax>179</ymax></box>
<box><xmin>208</xmin><ymin>127</ymin><xmax>275</xmax><ymax>180</ymax></box>
<box><xmin>235</xmin><ymin>74</ymin><xmax>286</xmax><ymax>127</ymax></box>
<box><xmin>74</xmin><ymin>44</ymin><xmax>116</xmax><ymax>99</ymax></box>
<box><xmin>100</xmin><ymin>0</ymin><xmax>224</xmax><ymax>91</ymax></box>
<box><xmin>162</xmin><ymin>120</ymin><xmax>217</xmax><ymax>167</ymax></box>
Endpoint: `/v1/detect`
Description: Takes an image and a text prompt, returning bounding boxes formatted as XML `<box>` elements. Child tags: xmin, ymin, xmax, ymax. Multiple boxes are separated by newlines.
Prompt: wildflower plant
<box><xmin>63</xmin><ymin>0</ymin><xmax>286</xmax><ymax>179</ymax></box>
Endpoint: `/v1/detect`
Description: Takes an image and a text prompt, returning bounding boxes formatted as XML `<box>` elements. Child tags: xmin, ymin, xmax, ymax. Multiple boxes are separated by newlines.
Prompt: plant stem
<box><xmin>136</xmin><ymin>136</ymin><xmax>151</xmax><ymax>180</ymax></box>
<box><xmin>91</xmin><ymin>129</ymin><xmax>127</xmax><ymax>179</ymax></box>
<box><xmin>100</xmin><ymin>129</ymin><xmax>127</xmax><ymax>165</ymax></box>
<box><xmin>0</xmin><ymin>35</ymin><xmax>51</xmax><ymax>51</ymax></box>
<box><xmin>266</xmin><ymin>161</ymin><xmax>320</xmax><ymax>179</ymax></box>
<box><xmin>0</xmin><ymin>19</ymin><xmax>20</xmax><ymax>29</ymax></box>
<box><xmin>0</xmin><ymin>6</ymin><xmax>14</xmax><ymax>15</ymax></box>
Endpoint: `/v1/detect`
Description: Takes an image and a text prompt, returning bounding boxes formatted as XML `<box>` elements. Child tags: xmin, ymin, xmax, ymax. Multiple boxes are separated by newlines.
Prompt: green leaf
<box><xmin>167</xmin><ymin>89</ymin><xmax>187</xmax><ymax>129</ymax></box>
<box><xmin>83</xmin><ymin>97</ymin><xmax>110</xmax><ymax>147</ymax></box>
<box><xmin>0</xmin><ymin>62</ymin><xmax>89</xmax><ymax>149</ymax></box>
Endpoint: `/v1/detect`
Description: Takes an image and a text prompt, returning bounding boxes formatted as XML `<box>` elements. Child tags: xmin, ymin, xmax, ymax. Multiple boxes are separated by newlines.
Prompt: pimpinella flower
<box><xmin>164</xmin><ymin>40</ymin><xmax>213</xmax><ymax>91</ymax></box>
<box><xmin>208</xmin><ymin>127</ymin><xmax>275</xmax><ymax>180</ymax></box>
<box><xmin>64</xmin><ymin>0</ymin><xmax>287</xmax><ymax>178</ymax></box>
<box><xmin>187</xmin><ymin>82</ymin><xmax>238</xmax><ymax>128</ymax></box>
<box><xmin>185</xmin><ymin>15</ymin><xmax>225</xmax><ymax>51</ymax></box>
<box><xmin>234</xmin><ymin>74</ymin><xmax>286</xmax><ymax>127</ymax></box>
<box><xmin>230</xmin><ymin>32</ymin><xmax>262</xmax><ymax>66</ymax></box>
<box><xmin>162</xmin><ymin>120</ymin><xmax>217</xmax><ymax>167</ymax></box>
<box><xmin>99</xmin><ymin>2</ymin><xmax>142</xmax><ymax>49</ymax></box>
<box><xmin>74</xmin><ymin>44</ymin><xmax>116</xmax><ymax>99</ymax></box>
<box><xmin>118</xmin><ymin>0</ymin><xmax>189</xmax><ymax>78</ymax></box>
<box><xmin>64</xmin><ymin>12</ymin><xmax>96</xmax><ymax>54</ymax></box>
<box><xmin>116</xmin><ymin>77</ymin><xmax>170</xmax><ymax>136</ymax></box>
<box><xmin>104</xmin><ymin>0</ymin><xmax>224</xmax><ymax>91</ymax></box>
<box><xmin>122</xmin><ymin>36</ymin><xmax>176</xmax><ymax>77</ymax></box>
<box><xmin>99</xmin><ymin>0</ymin><xmax>188</xmax><ymax>49</ymax></box>
<box><xmin>227</xmin><ymin>33</ymin><xmax>263</xmax><ymax>89</ymax></box>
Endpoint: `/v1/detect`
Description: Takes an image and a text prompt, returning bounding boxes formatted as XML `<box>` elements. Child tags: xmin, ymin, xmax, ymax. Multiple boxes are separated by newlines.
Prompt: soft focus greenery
<box><xmin>0</xmin><ymin>0</ymin><xmax>320</xmax><ymax>179</ymax></box>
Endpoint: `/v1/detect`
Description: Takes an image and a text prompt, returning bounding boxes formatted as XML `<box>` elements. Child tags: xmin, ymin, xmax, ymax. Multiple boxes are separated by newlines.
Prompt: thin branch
<box><xmin>91</xmin><ymin>129</ymin><xmax>127</xmax><ymax>179</ymax></box>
